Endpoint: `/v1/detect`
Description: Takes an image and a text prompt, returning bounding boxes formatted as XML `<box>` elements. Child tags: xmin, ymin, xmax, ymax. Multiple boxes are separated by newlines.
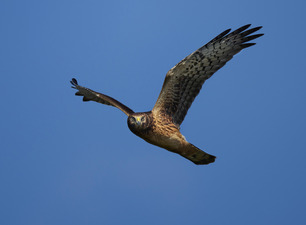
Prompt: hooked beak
<box><xmin>135</xmin><ymin>117</ymin><xmax>142</xmax><ymax>125</ymax></box>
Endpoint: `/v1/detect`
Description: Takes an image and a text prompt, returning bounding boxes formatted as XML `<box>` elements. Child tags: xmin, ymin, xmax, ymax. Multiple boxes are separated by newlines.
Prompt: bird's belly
<box><xmin>142</xmin><ymin>132</ymin><xmax>185</xmax><ymax>153</ymax></box>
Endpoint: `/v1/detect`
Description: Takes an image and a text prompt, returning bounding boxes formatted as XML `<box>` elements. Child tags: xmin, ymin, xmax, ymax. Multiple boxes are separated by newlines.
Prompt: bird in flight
<box><xmin>70</xmin><ymin>24</ymin><xmax>263</xmax><ymax>165</ymax></box>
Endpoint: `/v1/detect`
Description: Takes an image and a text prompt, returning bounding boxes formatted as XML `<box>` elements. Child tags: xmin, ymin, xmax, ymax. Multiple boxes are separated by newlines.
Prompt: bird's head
<box><xmin>127</xmin><ymin>112</ymin><xmax>152</xmax><ymax>134</ymax></box>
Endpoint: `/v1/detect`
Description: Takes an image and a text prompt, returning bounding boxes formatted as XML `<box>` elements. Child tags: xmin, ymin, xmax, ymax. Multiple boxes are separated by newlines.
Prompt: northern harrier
<box><xmin>71</xmin><ymin>24</ymin><xmax>263</xmax><ymax>165</ymax></box>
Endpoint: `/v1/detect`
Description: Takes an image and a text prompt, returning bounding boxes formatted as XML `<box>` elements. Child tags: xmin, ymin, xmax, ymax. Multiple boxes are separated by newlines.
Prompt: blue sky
<box><xmin>1</xmin><ymin>0</ymin><xmax>306</xmax><ymax>224</ymax></box>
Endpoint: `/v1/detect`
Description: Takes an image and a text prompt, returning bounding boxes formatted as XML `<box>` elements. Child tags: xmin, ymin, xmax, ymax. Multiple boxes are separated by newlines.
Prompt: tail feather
<box><xmin>180</xmin><ymin>143</ymin><xmax>216</xmax><ymax>165</ymax></box>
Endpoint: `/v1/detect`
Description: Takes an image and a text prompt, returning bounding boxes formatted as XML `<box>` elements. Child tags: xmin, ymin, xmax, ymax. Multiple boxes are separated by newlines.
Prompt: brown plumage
<box><xmin>70</xmin><ymin>24</ymin><xmax>264</xmax><ymax>165</ymax></box>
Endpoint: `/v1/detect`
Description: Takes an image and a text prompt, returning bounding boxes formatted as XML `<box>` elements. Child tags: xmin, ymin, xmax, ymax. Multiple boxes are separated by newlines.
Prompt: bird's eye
<box><xmin>141</xmin><ymin>116</ymin><xmax>146</xmax><ymax>122</ymax></box>
<box><xmin>129</xmin><ymin>117</ymin><xmax>136</xmax><ymax>123</ymax></box>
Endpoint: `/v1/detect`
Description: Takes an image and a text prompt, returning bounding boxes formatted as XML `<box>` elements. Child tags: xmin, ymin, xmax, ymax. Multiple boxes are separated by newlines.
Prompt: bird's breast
<box><xmin>131</xmin><ymin>121</ymin><xmax>186</xmax><ymax>153</ymax></box>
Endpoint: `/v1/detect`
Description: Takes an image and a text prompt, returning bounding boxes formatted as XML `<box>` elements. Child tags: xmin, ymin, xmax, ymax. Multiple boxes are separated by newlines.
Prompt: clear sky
<box><xmin>1</xmin><ymin>0</ymin><xmax>305</xmax><ymax>224</ymax></box>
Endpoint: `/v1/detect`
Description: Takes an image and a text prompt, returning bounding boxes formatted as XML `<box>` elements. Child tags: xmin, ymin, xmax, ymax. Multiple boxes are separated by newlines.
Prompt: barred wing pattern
<box><xmin>70</xmin><ymin>78</ymin><xmax>134</xmax><ymax>116</ymax></box>
<box><xmin>153</xmin><ymin>24</ymin><xmax>263</xmax><ymax>127</ymax></box>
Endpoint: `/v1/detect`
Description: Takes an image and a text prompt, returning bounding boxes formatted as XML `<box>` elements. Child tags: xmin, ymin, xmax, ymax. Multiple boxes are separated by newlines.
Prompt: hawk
<box><xmin>70</xmin><ymin>24</ymin><xmax>263</xmax><ymax>165</ymax></box>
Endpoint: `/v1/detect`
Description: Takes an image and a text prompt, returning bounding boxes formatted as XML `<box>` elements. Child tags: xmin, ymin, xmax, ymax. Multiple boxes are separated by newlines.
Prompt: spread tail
<box><xmin>180</xmin><ymin>143</ymin><xmax>216</xmax><ymax>165</ymax></box>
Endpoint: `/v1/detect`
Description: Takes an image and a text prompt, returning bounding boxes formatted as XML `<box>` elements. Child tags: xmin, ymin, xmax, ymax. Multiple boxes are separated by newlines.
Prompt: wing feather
<box><xmin>70</xmin><ymin>78</ymin><xmax>134</xmax><ymax>116</ymax></box>
<box><xmin>152</xmin><ymin>24</ymin><xmax>263</xmax><ymax>127</ymax></box>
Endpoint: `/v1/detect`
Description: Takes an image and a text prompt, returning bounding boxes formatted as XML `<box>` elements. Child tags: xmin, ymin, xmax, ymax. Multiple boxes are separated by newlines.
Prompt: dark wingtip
<box><xmin>209</xmin><ymin>28</ymin><xmax>231</xmax><ymax>43</ymax></box>
<box><xmin>220</xmin><ymin>28</ymin><xmax>232</xmax><ymax>37</ymax></box>
<box><xmin>232</xmin><ymin>24</ymin><xmax>252</xmax><ymax>34</ymax></box>
<box><xmin>75</xmin><ymin>91</ymin><xmax>83</xmax><ymax>96</ymax></box>
<box><xmin>240</xmin><ymin>26</ymin><xmax>263</xmax><ymax>37</ymax></box>
<box><xmin>243</xmin><ymin>24</ymin><xmax>252</xmax><ymax>29</ymax></box>
<box><xmin>241</xmin><ymin>43</ymin><xmax>256</xmax><ymax>49</ymax></box>
<box><xmin>195</xmin><ymin>154</ymin><xmax>216</xmax><ymax>165</ymax></box>
<box><xmin>70</xmin><ymin>78</ymin><xmax>78</xmax><ymax>86</ymax></box>
<box><xmin>237</xmin><ymin>25</ymin><xmax>263</xmax><ymax>48</ymax></box>
<box><xmin>245</xmin><ymin>33</ymin><xmax>264</xmax><ymax>40</ymax></box>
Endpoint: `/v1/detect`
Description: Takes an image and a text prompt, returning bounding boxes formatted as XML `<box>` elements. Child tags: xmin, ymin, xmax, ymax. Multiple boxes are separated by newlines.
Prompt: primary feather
<box><xmin>153</xmin><ymin>24</ymin><xmax>263</xmax><ymax>127</ymax></box>
<box><xmin>70</xmin><ymin>78</ymin><xmax>134</xmax><ymax>116</ymax></box>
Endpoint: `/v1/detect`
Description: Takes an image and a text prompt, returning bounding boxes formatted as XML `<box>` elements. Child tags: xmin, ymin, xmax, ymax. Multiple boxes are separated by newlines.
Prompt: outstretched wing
<box><xmin>152</xmin><ymin>24</ymin><xmax>263</xmax><ymax>127</ymax></box>
<box><xmin>70</xmin><ymin>78</ymin><xmax>134</xmax><ymax>116</ymax></box>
